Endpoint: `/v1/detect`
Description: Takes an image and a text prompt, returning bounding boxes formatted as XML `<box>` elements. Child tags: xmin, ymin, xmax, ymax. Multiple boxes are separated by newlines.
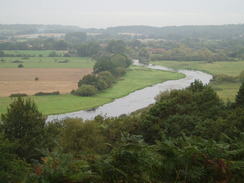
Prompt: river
<box><xmin>46</xmin><ymin>63</ymin><xmax>212</xmax><ymax>122</ymax></box>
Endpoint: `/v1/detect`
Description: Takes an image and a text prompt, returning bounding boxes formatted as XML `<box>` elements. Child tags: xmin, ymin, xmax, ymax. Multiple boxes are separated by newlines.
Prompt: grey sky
<box><xmin>0</xmin><ymin>0</ymin><xmax>243</xmax><ymax>28</ymax></box>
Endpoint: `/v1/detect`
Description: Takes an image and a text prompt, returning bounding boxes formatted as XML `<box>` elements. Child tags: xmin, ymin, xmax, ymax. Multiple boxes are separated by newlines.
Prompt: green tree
<box><xmin>0</xmin><ymin>133</ymin><xmax>31</xmax><ymax>183</ymax></box>
<box><xmin>1</xmin><ymin>97</ymin><xmax>47</xmax><ymax>162</ymax></box>
<box><xmin>93</xmin><ymin>59</ymin><xmax>116</xmax><ymax>75</ymax></box>
<box><xmin>110</xmin><ymin>54</ymin><xmax>131</xmax><ymax>68</ymax></box>
<box><xmin>78</xmin><ymin>74</ymin><xmax>98</xmax><ymax>87</ymax></box>
<box><xmin>74</xmin><ymin>84</ymin><xmax>98</xmax><ymax>96</ymax></box>
<box><xmin>235</xmin><ymin>81</ymin><xmax>244</xmax><ymax>107</ymax></box>
<box><xmin>106</xmin><ymin>40</ymin><xmax>126</xmax><ymax>54</ymax></box>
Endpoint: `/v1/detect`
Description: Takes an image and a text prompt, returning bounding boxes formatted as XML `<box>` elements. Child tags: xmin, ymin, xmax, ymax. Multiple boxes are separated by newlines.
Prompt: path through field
<box><xmin>0</xmin><ymin>68</ymin><xmax>92</xmax><ymax>97</ymax></box>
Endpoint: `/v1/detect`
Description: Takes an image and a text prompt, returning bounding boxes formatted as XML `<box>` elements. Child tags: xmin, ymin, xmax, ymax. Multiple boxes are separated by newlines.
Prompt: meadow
<box><xmin>151</xmin><ymin>60</ymin><xmax>244</xmax><ymax>102</ymax></box>
<box><xmin>0</xmin><ymin>64</ymin><xmax>184</xmax><ymax>115</ymax></box>
<box><xmin>0</xmin><ymin>56</ymin><xmax>94</xmax><ymax>68</ymax></box>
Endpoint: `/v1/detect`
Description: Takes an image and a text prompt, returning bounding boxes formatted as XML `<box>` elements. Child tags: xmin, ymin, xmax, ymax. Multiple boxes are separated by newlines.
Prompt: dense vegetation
<box><xmin>0</xmin><ymin>24</ymin><xmax>243</xmax><ymax>182</ymax></box>
<box><xmin>0</xmin><ymin>80</ymin><xmax>243</xmax><ymax>182</ymax></box>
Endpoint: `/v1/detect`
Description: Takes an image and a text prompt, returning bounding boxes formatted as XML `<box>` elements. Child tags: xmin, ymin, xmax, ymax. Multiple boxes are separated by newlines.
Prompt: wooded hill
<box><xmin>1</xmin><ymin>24</ymin><xmax>244</xmax><ymax>40</ymax></box>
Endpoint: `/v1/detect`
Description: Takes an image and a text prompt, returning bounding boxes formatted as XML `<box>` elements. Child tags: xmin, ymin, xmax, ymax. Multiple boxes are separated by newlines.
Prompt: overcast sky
<box><xmin>0</xmin><ymin>0</ymin><xmax>243</xmax><ymax>28</ymax></box>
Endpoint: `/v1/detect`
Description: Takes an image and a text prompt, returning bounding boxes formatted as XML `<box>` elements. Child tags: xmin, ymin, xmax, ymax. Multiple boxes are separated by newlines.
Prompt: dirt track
<box><xmin>0</xmin><ymin>68</ymin><xmax>92</xmax><ymax>97</ymax></box>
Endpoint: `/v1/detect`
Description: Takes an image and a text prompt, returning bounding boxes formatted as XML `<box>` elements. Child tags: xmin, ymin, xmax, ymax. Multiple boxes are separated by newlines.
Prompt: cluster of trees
<box><xmin>73</xmin><ymin>54</ymin><xmax>131</xmax><ymax>96</ymax></box>
<box><xmin>211</xmin><ymin>71</ymin><xmax>244</xmax><ymax>84</ymax></box>
<box><xmin>0</xmin><ymin>80</ymin><xmax>243</xmax><ymax>182</ymax></box>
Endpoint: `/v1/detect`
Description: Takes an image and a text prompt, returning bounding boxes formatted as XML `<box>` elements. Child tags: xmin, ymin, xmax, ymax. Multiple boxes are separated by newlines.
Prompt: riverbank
<box><xmin>47</xmin><ymin>64</ymin><xmax>212</xmax><ymax>122</ymax></box>
<box><xmin>151</xmin><ymin>60</ymin><xmax>244</xmax><ymax>101</ymax></box>
<box><xmin>0</xmin><ymin>65</ymin><xmax>184</xmax><ymax>115</ymax></box>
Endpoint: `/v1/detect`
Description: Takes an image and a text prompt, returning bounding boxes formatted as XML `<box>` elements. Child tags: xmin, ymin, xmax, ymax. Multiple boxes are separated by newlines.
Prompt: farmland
<box><xmin>0</xmin><ymin>66</ymin><xmax>184</xmax><ymax>115</ymax></box>
<box><xmin>0</xmin><ymin>68</ymin><xmax>92</xmax><ymax>97</ymax></box>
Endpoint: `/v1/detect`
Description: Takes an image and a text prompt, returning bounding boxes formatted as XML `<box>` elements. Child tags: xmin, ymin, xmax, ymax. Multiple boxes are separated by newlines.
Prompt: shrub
<box><xmin>10</xmin><ymin>93</ymin><xmax>28</xmax><ymax>97</ymax></box>
<box><xmin>74</xmin><ymin>85</ymin><xmax>98</xmax><ymax>96</ymax></box>
<box><xmin>116</xmin><ymin>67</ymin><xmax>126</xmax><ymax>76</ymax></box>
<box><xmin>12</xmin><ymin>60</ymin><xmax>23</xmax><ymax>63</ymax></box>
<box><xmin>48</xmin><ymin>51</ymin><xmax>58</xmax><ymax>57</ymax></box>
<box><xmin>34</xmin><ymin>91</ymin><xmax>60</xmax><ymax>96</ymax></box>
<box><xmin>18</xmin><ymin>64</ymin><xmax>24</xmax><ymax>68</ymax></box>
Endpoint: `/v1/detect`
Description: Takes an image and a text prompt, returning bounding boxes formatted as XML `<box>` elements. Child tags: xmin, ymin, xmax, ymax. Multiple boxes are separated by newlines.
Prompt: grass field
<box><xmin>151</xmin><ymin>60</ymin><xmax>244</xmax><ymax>102</ymax></box>
<box><xmin>3</xmin><ymin>50</ymin><xmax>67</xmax><ymax>57</ymax></box>
<box><xmin>0</xmin><ymin>66</ymin><xmax>184</xmax><ymax>115</ymax></box>
<box><xmin>0</xmin><ymin>57</ymin><xmax>94</xmax><ymax>68</ymax></box>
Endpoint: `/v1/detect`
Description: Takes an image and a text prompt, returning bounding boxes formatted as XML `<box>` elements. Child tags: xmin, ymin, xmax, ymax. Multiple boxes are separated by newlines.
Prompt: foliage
<box><xmin>18</xmin><ymin>63</ymin><xmax>24</xmax><ymax>68</ymax></box>
<box><xmin>235</xmin><ymin>81</ymin><xmax>244</xmax><ymax>107</ymax></box>
<box><xmin>58</xmin><ymin>118</ymin><xmax>106</xmax><ymax>155</ymax></box>
<box><xmin>106</xmin><ymin>40</ymin><xmax>126</xmax><ymax>54</ymax></box>
<box><xmin>48</xmin><ymin>51</ymin><xmax>59</xmax><ymax>57</ymax></box>
<box><xmin>1</xmin><ymin>97</ymin><xmax>47</xmax><ymax>162</ymax></box>
<box><xmin>76</xmin><ymin>42</ymin><xmax>100</xmax><ymax>57</ymax></box>
<box><xmin>9</xmin><ymin>93</ymin><xmax>28</xmax><ymax>97</ymax></box>
<box><xmin>34</xmin><ymin>91</ymin><xmax>60</xmax><ymax>96</ymax></box>
<box><xmin>0</xmin><ymin>133</ymin><xmax>32</xmax><ymax>183</ymax></box>
<box><xmin>212</xmin><ymin>74</ymin><xmax>239</xmax><ymax>84</ymax></box>
<box><xmin>32</xmin><ymin>148</ymin><xmax>93</xmax><ymax>183</ymax></box>
<box><xmin>74</xmin><ymin>84</ymin><xmax>98</xmax><ymax>96</ymax></box>
<box><xmin>78</xmin><ymin>74</ymin><xmax>98</xmax><ymax>88</ymax></box>
<box><xmin>110</xmin><ymin>54</ymin><xmax>131</xmax><ymax>68</ymax></box>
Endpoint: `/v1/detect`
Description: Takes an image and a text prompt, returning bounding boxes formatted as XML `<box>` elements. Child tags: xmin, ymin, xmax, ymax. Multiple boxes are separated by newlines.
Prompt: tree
<box><xmin>78</xmin><ymin>74</ymin><xmax>98</xmax><ymax>87</ymax></box>
<box><xmin>0</xmin><ymin>133</ymin><xmax>31</xmax><ymax>182</ymax></box>
<box><xmin>93</xmin><ymin>59</ymin><xmax>116</xmax><ymax>75</ymax></box>
<box><xmin>1</xmin><ymin>97</ymin><xmax>47</xmax><ymax>162</ymax></box>
<box><xmin>235</xmin><ymin>81</ymin><xmax>244</xmax><ymax>107</ymax></box>
<box><xmin>65</xmin><ymin>32</ymin><xmax>87</xmax><ymax>44</ymax></box>
<box><xmin>106</xmin><ymin>40</ymin><xmax>126</xmax><ymax>54</ymax></box>
<box><xmin>110</xmin><ymin>54</ymin><xmax>131</xmax><ymax>68</ymax></box>
<box><xmin>74</xmin><ymin>84</ymin><xmax>98</xmax><ymax>96</ymax></box>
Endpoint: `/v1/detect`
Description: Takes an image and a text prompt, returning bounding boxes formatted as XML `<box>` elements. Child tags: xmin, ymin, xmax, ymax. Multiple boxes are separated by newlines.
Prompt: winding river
<box><xmin>46</xmin><ymin>63</ymin><xmax>212</xmax><ymax>122</ymax></box>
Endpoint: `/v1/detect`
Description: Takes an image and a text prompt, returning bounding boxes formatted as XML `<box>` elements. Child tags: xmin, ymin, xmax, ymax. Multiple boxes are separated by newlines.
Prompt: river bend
<box><xmin>47</xmin><ymin>64</ymin><xmax>212</xmax><ymax>122</ymax></box>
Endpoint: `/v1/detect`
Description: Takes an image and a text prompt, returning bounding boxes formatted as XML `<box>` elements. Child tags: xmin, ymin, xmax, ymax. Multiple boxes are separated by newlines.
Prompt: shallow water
<box><xmin>47</xmin><ymin>64</ymin><xmax>212</xmax><ymax>122</ymax></box>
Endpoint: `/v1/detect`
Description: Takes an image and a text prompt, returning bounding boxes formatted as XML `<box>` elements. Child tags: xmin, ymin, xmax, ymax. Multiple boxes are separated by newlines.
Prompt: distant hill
<box><xmin>1</xmin><ymin>24</ymin><xmax>244</xmax><ymax>40</ymax></box>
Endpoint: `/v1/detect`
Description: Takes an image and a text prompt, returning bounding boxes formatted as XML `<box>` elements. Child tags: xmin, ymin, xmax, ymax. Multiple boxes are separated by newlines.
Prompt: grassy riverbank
<box><xmin>0</xmin><ymin>66</ymin><xmax>184</xmax><ymax>115</ymax></box>
<box><xmin>151</xmin><ymin>60</ymin><xmax>244</xmax><ymax>102</ymax></box>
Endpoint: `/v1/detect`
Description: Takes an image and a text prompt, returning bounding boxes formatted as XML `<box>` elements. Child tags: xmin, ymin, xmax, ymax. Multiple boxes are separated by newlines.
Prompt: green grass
<box><xmin>4</xmin><ymin>50</ymin><xmax>67</xmax><ymax>57</ymax></box>
<box><xmin>151</xmin><ymin>60</ymin><xmax>244</xmax><ymax>76</ymax></box>
<box><xmin>211</xmin><ymin>83</ymin><xmax>240</xmax><ymax>102</ymax></box>
<box><xmin>0</xmin><ymin>57</ymin><xmax>94</xmax><ymax>68</ymax></box>
<box><xmin>0</xmin><ymin>66</ymin><xmax>184</xmax><ymax>115</ymax></box>
<box><xmin>152</xmin><ymin>60</ymin><xmax>244</xmax><ymax>102</ymax></box>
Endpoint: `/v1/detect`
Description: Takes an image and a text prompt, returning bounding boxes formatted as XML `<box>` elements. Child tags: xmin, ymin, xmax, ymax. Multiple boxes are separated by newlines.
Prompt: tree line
<box><xmin>0</xmin><ymin>80</ymin><xmax>243</xmax><ymax>182</ymax></box>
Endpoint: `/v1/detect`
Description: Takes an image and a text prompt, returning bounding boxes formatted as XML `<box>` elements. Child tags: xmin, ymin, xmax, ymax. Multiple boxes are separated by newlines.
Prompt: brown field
<box><xmin>0</xmin><ymin>68</ymin><xmax>92</xmax><ymax>97</ymax></box>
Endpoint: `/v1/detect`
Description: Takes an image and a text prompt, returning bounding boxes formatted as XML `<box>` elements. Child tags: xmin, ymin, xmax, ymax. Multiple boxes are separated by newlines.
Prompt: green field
<box><xmin>0</xmin><ymin>57</ymin><xmax>94</xmax><ymax>68</ymax></box>
<box><xmin>0</xmin><ymin>66</ymin><xmax>184</xmax><ymax>115</ymax></box>
<box><xmin>151</xmin><ymin>60</ymin><xmax>244</xmax><ymax>102</ymax></box>
<box><xmin>4</xmin><ymin>50</ymin><xmax>66</xmax><ymax>57</ymax></box>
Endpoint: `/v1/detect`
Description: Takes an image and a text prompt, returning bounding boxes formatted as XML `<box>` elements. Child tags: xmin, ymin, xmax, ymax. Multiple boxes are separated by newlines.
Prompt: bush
<box><xmin>74</xmin><ymin>85</ymin><xmax>98</xmax><ymax>96</ymax></box>
<box><xmin>116</xmin><ymin>67</ymin><xmax>126</xmax><ymax>76</ymax></box>
<box><xmin>18</xmin><ymin>64</ymin><xmax>24</xmax><ymax>68</ymax></box>
<box><xmin>34</xmin><ymin>91</ymin><xmax>60</xmax><ymax>96</ymax></box>
<box><xmin>12</xmin><ymin>60</ymin><xmax>23</xmax><ymax>63</ymax></box>
<box><xmin>10</xmin><ymin>93</ymin><xmax>28</xmax><ymax>97</ymax></box>
<box><xmin>48</xmin><ymin>51</ymin><xmax>58</xmax><ymax>57</ymax></box>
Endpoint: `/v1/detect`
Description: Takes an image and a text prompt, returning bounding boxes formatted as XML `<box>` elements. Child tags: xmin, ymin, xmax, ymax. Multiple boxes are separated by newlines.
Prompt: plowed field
<box><xmin>0</xmin><ymin>68</ymin><xmax>92</xmax><ymax>97</ymax></box>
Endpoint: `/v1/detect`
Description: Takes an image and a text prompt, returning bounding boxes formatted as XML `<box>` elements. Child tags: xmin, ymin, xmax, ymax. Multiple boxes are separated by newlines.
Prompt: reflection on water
<box><xmin>47</xmin><ymin>64</ymin><xmax>212</xmax><ymax>122</ymax></box>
